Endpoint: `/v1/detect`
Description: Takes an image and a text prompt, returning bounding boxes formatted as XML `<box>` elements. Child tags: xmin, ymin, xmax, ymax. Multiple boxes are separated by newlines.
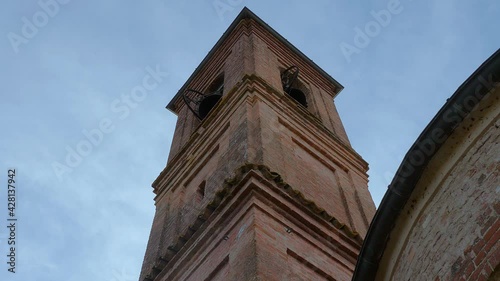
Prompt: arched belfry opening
<box><xmin>141</xmin><ymin>8</ymin><xmax>374</xmax><ymax>281</ymax></box>
<box><xmin>281</xmin><ymin>66</ymin><xmax>308</xmax><ymax>108</ymax></box>
<box><xmin>182</xmin><ymin>73</ymin><xmax>224</xmax><ymax>120</ymax></box>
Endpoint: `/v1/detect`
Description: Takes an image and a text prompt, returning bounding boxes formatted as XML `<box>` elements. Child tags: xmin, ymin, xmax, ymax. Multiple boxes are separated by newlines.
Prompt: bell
<box><xmin>198</xmin><ymin>94</ymin><xmax>222</xmax><ymax>120</ymax></box>
<box><xmin>287</xmin><ymin>88</ymin><xmax>307</xmax><ymax>107</ymax></box>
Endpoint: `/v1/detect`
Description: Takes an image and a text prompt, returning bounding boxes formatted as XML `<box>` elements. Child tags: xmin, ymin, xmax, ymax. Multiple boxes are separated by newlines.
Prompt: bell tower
<box><xmin>139</xmin><ymin>7</ymin><xmax>375</xmax><ymax>281</ymax></box>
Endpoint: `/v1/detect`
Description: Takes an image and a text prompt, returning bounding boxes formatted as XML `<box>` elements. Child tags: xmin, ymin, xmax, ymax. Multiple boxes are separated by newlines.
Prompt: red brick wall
<box><xmin>141</xmin><ymin>16</ymin><xmax>376</xmax><ymax>280</ymax></box>
<box><xmin>152</xmin><ymin>169</ymin><xmax>363</xmax><ymax>281</ymax></box>
<box><xmin>383</xmin><ymin>106</ymin><xmax>499</xmax><ymax>281</ymax></box>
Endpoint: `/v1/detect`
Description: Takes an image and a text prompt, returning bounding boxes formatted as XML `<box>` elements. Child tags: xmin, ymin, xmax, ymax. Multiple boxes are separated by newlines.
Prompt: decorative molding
<box><xmin>143</xmin><ymin>163</ymin><xmax>360</xmax><ymax>281</ymax></box>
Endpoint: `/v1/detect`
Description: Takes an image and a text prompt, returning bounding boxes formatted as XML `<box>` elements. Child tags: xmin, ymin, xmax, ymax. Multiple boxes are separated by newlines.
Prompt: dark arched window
<box><xmin>281</xmin><ymin>66</ymin><xmax>308</xmax><ymax>108</ymax></box>
<box><xmin>207</xmin><ymin>73</ymin><xmax>224</xmax><ymax>95</ymax></box>
<box><xmin>183</xmin><ymin>73</ymin><xmax>225</xmax><ymax>120</ymax></box>
<box><xmin>198</xmin><ymin>73</ymin><xmax>224</xmax><ymax>119</ymax></box>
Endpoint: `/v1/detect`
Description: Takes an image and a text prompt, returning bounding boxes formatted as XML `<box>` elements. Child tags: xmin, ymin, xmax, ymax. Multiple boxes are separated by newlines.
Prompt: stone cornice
<box><xmin>152</xmin><ymin>75</ymin><xmax>368</xmax><ymax>199</ymax></box>
<box><xmin>143</xmin><ymin>163</ymin><xmax>362</xmax><ymax>281</ymax></box>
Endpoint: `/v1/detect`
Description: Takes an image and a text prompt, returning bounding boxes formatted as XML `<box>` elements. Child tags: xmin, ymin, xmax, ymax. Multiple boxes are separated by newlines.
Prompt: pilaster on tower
<box><xmin>139</xmin><ymin>7</ymin><xmax>376</xmax><ymax>281</ymax></box>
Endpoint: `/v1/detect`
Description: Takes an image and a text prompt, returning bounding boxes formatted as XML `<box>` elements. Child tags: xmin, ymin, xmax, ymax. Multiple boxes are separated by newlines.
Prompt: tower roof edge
<box><xmin>166</xmin><ymin>7</ymin><xmax>344</xmax><ymax>112</ymax></box>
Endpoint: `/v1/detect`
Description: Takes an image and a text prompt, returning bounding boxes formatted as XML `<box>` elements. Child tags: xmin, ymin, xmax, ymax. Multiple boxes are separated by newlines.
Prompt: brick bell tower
<box><xmin>139</xmin><ymin>7</ymin><xmax>375</xmax><ymax>281</ymax></box>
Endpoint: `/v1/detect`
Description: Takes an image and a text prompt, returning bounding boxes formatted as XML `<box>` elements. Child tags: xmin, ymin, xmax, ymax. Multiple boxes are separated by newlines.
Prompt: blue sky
<box><xmin>0</xmin><ymin>1</ymin><xmax>498</xmax><ymax>280</ymax></box>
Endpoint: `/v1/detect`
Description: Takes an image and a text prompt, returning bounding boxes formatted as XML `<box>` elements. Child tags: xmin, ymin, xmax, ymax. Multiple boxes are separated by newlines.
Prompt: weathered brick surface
<box><xmin>152</xmin><ymin>168</ymin><xmax>362</xmax><ymax>281</ymax></box>
<box><xmin>387</xmin><ymin>110</ymin><xmax>499</xmax><ymax>280</ymax></box>
<box><xmin>139</xmin><ymin>195</ymin><xmax>169</xmax><ymax>277</ymax></box>
<box><xmin>140</xmin><ymin>13</ymin><xmax>376</xmax><ymax>281</ymax></box>
<box><xmin>253</xmin><ymin>203</ymin><xmax>356</xmax><ymax>281</ymax></box>
<box><xmin>254</xmin><ymin>96</ymin><xmax>374</xmax><ymax>236</ymax></box>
